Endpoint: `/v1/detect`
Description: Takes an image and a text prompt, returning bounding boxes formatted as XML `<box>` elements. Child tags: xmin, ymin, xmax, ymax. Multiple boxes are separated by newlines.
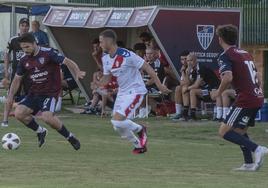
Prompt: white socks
<box><xmin>125</xmin><ymin>119</ymin><xmax>142</xmax><ymax>133</ymax></box>
<box><xmin>55</xmin><ymin>97</ymin><xmax>62</xmax><ymax>112</ymax></box>
<box><xmin>111</xmin><ymin>119</ymin><xmax>142</xmax><ymax>148</ymax></box>
<box><xmin>223</xmin><ymin>107</ymin><xmax>230</xmax><ymax>119</ymax></box>
<box><xmin>36</xmin><ymin>126</ymin><xmax>44</xmax><ymax>133</ymax></box>
<box><xmin>175</xmin><ymin>104</ymin><xmax>182</xmax><ymax>115</ymax></box>
<box><xmin>216</xmin><ymin>107</ymin><xmax>223</xmax><ymax>119</ymax></box>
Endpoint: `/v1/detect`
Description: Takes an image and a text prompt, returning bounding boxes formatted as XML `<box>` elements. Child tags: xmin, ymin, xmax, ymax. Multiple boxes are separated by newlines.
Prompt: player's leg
<box><xmin>218</xmin><ymin>106</ymin><xmax>268</xmax><ymax>170</ymax></box>
<box><xmin>211</xmin><ymin>90</ymin><xmax>223</xmax><ymax>121</ymax></box>
<box><xmin>173</xmin><ymin>85</ymin><xmax>183</xmax><ymax>119</ymax></box>
<box><xmin>222</xmin><ymin>89</ymin><xmax>236</xmax><ymax>120</ymax></box>
<box><xmin>111</xmin><ymin>94</ymin><xmax>147</xmax><ymax>154</ymax></box>
<box><xmin>231</xmin><ymin>127</ymin><xmax>255</xmax><ymax>171</ymax></box>
<box><xmin>189</xmin><ymin>88</ymin><xmax>202</xmax><ymax>120</ymax></box>
<box><xmin>179</xmin><ymin>85</ymin><xmax>190</xmax><ymax>120</ymax></box>
<box><xmin>40</xmin><ymin>97</ymin><xmax>80</xmax><ymax>150</ymax></box>
<box><xmin>15</xmin><ymin>96</ymin><xmax>47</xmax><ymax>147</ymax></box>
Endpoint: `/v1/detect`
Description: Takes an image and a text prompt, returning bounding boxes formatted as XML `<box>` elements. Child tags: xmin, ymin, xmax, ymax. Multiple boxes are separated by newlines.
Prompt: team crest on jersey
<box><xmin>38</xmin><ymin>57</ymin><xmax>45</xmax><ymax>64</ymax></box>
<box><xmin>196</xmin><ymin>25</ymin><xmax>215</xmax><ymax>50</ymax></box>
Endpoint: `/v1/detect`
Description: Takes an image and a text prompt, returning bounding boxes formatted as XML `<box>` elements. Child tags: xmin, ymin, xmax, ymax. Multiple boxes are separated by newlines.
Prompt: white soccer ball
<box><xmin>2</xmin><ymin>133</ymin><xmax>21</xmax><ymax>150</ymax></box>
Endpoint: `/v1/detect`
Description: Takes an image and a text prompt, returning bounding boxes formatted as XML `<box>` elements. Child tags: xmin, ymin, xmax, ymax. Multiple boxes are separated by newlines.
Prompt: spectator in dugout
<box><xmin>171</xmin><ymin>50</ymin><xmax>190</xmax><ymax>119</ymax></box>
<box><xmin>81</xmin><ymin>69</ymin><xmax>103</xmax><ymax>114</ymax></box>
<box><xmin>4</xmin><ymin>18</ymin><xmax>30</xmax><ymax>101</ymax></box>
<box><xmin>133</xmin><ymin>43</ymin><xmax>146</xmax><ymax>58</ymax></box>
<box><xmin>91</xmin><ymin>38</ymin><xmax>103</xmax><ymax>70</ymax></box>
<box><xmin>81</xmin><ymin>69</ymin><xmax>118</xmax><ymax>116</ymax></box>
<box><xmin>139</xmin><ymin>31</ymin><xmax>152</xmax><ymax>48</ymax></box>
<box><xmin>138</xmin><ymin>47</ymin><xmax>166</xmax><ymax>118</ymax></box>
<box><xmin>185</xmin><ymin>53</ymin><xmax>223</xmax><ymax>121</ymax></box>
<box><xmin>55</xmin><ymin>64</ymin><xmax>78</xmax><ymax>112</ymax></box>
<box><xmin>150</xmin><ymin>38</ymin><xmax>178</xmax><ymax>89</ymax></box>
<box><xmin>31</xmin><ymin>20</ymin><xmax>49</xmax><ymax>47</ymax></box>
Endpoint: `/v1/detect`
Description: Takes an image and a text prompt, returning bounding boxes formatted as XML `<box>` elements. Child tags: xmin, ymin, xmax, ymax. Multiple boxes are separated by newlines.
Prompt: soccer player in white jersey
<box><xmin>99</xmin><ymin>29</ymin><xmax>171</xmax><ymax>154</ymax></box>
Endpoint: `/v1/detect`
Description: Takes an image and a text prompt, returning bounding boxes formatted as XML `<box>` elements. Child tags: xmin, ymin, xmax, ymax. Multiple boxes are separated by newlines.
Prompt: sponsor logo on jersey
<box><xmin>38</xmin><ymin>57</ymin><xmax>45</xmax><ymax>64</ymax></box>
<box><xmin>254</xmin><ymin>87</ymin><xmax>263</xmax><ymax>96</ymax></box>
<box><xmin>30</xmin><ymin>71</ymin><xmax>48</xmax><ymax>80</ymax></box>
<box><xmin>196</xmin><ymin>25</ymin><xmax>214</xmax><ymax>50</ymax></box>
<box><xmin>234</xmin><ymin>49</ymin><xmax>248</xmax><ymax>54</ymax></box>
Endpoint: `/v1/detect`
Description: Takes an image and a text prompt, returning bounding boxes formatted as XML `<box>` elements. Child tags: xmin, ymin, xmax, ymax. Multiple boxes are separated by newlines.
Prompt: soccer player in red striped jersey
<box><xmin>212</xmin><ymin>25</ymin><xmax>266</xmax><ymax>171</ymax></box>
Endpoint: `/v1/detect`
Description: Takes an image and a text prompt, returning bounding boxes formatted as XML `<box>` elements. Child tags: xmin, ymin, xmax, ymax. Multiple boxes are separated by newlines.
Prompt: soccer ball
<box><xmin>2</xmin><ymin>133</ymin><xmax>21</xmax><ymax>150</ymax></box>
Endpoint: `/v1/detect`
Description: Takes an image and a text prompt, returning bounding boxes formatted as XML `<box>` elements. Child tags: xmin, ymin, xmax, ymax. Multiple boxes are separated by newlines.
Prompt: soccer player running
<box><xmin>99</xmin><ymin>29</ymin><xmax>170</xmax><ymax>154</ymax></box>
<box><xmin>212</xmin><ymin>25</ymin><xmax>266</xmax><ymax>171</ymax></box>
<box><xmin>5</xmin><ymin>33</ymin><xmax>85</xmax><ymax>150</ymax></box>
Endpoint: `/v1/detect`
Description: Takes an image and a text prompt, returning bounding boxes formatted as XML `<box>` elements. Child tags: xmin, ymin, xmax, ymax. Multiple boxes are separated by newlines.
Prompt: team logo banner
<box><xmin>196</xmin><ymin>25</ymin><xmax>215</xmax><ymax>50</ymax></box>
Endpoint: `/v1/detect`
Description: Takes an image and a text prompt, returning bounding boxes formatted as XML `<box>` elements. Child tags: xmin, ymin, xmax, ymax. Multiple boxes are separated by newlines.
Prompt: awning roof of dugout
<box><xmin>43</xmin><ymin>6</ymin><xmax>157</xmax><ymax>28</ymax></box>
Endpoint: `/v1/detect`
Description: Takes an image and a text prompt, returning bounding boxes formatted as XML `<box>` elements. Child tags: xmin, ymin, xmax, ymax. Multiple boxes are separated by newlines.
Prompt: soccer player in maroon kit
<box><xmin>5</xmin><ymin>33</ymin><xmax>85</xmax><ymax>150</ymax></box>
<box><xmin>212</xmin><ymin>25</ymin><xmax>266</xmax><ymax>171</ymax></box>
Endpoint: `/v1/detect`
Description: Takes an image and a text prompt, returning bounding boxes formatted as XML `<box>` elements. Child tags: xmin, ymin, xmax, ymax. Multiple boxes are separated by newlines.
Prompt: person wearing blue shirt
<box><xmin>31</xmin><ymin>20</ymin><xmax>49</xmax><ymax>47</ymax></box>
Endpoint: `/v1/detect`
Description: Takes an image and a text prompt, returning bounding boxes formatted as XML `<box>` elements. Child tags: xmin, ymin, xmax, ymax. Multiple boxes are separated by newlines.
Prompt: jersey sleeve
<box><xmin>16</xmin><ymin>61</ymin><xmax>26</xmax><ymax>76</ymax></box>
<box><xmin>128</xmin><ymin>52</ymin><xmax>145</xmax><ymax>69</ymax></box>
<box><xmin>49</xmin><ymin>48</ymin><xmax>65</xmax><ymax>65</ymax></box>
<box><xmin>218</xmin><ymin>54</ymin><xmax>232</xmax><ymax>75</ymax></box>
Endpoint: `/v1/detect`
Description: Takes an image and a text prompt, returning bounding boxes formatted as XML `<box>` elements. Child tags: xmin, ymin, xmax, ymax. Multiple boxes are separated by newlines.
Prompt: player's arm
<box><xmin>141</xmin><ymin>62</ymin><xmax>171</xmax><ymax>94</ymax></box>
<box><xmin>216</xmin><ymin>71</ymin><xmax>233</xmax><ymax>96</ymax></box>
<box><xmin>3</xmin><ymin>50</ymin><xmax>10</xmax><ymax>79</ymax></box>
<box><xmin>181</xmin><ymin>70</ymin><xmax>190</xmax><ymax>86</ymax></box>
<box><xmin>187</xmin><ymin>77</ymin><xmax>202</xmax><ymax>91</ymax></box>
<box><xmin>212</xmin><ymin>55</ymin><xmax>233</xmax><ymax>98</ymax></box>
<box><xmin>63</xmin><ymin>58</ymin><xmax>86</xmax><ymax>80</ymax></box>
<box><xmin>3</xmin><ymin>75</ymin><xmax>23</xmax><ymax>123</ymax></box>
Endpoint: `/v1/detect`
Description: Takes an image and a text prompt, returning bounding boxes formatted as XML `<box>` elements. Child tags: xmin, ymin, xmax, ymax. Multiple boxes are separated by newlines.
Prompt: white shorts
<box><xmin>113</xmin><ymin>94</ymin><xmax>144</xmax><ymax>118</ymax></box>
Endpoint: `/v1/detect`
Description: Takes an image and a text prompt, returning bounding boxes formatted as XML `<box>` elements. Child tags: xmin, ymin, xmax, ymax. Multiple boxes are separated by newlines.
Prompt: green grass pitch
<box><xmin>1</xmin><ymin>109</ymin><xmax>268</xmax><ymax>188</ymax></box>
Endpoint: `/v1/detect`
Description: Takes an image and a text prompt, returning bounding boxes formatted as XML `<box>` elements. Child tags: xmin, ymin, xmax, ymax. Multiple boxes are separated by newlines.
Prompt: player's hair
<box><xmin>180</xmin><ymin>50</ymin><xmax>190</xmax><ymax>57</ymax></box>
<box><xmin>133</xmin><ymin>43</ymin><xmax>146</xmax><ymax>51</ymax></box>
<box><xmin>17</xmin><ymin>33</ymin><xmax>36</xmax><ymax>44</ymax></box>
<box><xmin>216</xmin><ymin>24</ymin><xmax>238</xmax><ymax>45</ymax></box>
<box><xmin>99</xmin><ymin>29</ymin><xmax>117</xmax><ymax>43</ymax></box>
<box><xmin>139</xmin><ymin>32</ymin><xmax>152</xmax><ymax>41</ymax></box>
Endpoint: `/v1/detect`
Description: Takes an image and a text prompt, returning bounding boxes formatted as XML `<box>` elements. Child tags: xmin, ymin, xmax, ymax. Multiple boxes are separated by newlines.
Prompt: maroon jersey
<box><xmin>218</xmin><ymin>47</ymin><xmax>264</xmax><ymax>108</ymax></box>
<box><xmin>16</xmin><ymin>47</ymin><xmax>65</xmax><ymax>97</ymax></box>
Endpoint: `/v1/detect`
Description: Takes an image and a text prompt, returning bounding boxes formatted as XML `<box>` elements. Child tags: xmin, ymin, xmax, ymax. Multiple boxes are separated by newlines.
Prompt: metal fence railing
<box><xmin>68</xmin><ymin>0</ymin><xmax>268</xmax><ymax>46</ymax></box>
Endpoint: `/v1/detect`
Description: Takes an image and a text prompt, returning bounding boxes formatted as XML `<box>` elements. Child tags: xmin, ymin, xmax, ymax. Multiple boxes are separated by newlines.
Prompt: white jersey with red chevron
<box><xmin>102</xmin><ymin>48</ymin><xmax>147</xmax><ymax>95</ymax></box>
